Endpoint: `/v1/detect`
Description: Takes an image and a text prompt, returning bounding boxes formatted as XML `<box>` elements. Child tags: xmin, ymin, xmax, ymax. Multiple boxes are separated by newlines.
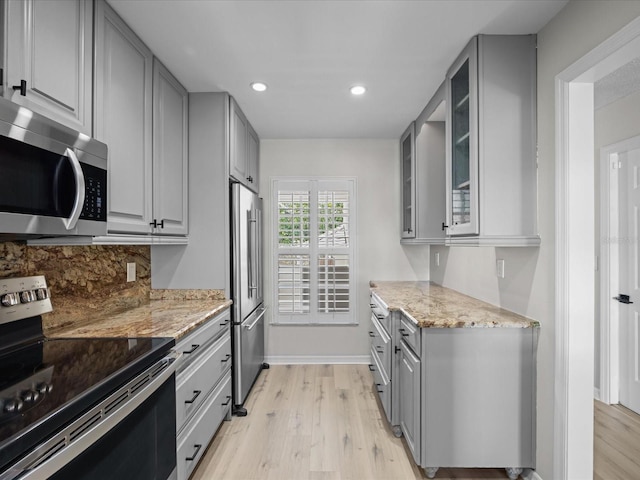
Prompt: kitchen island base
<box><xmin>420</xmin><ymin>328</ymin><xmax>536</xmax><ymax>473</ymax></box>
<box><xmin>369</xmin><ymin>281</ymin><xmax>538</xmax><ymax>480</ymax></box>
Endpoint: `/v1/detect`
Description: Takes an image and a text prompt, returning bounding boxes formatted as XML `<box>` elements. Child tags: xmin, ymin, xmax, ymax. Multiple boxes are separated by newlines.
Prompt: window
<box><xmin>272</xmin><ymin>178</ymin><xmax>356</xmax><ymax>324</ymax></box>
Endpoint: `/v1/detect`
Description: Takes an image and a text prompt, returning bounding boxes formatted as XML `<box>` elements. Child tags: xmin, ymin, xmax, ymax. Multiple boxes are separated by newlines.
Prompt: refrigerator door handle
<box><xmin>256</xmin><ymin>208</ymin><xmax>263</xmax><ymax>300</ymax></box>
<box><xmin>245</xmin><ymin>308</ymin><xmax>266</xmax><ymax>331</ymax></box>
<box><xmin>248</xmin><ymin>208</ymin><xmax>258</xmax><ymax>296</ymax></box>
<box><xmin>247</xmin><ymin>209</ymin><xmax>257</xmax><ymax>297</ymax></box>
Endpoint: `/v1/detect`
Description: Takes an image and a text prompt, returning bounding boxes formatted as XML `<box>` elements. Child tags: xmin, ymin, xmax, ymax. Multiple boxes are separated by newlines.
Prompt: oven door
<box><xmin>3</xmin><ymin>352</ymin><xmax>179</xmax><ymax>480</ymax></box>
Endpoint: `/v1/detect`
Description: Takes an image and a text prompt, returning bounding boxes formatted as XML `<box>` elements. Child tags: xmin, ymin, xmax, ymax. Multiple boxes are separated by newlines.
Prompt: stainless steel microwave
<box><xmin>0</xmin><ymin>97</ymin><xmax>107</xmax><ymax>239</ymax></box>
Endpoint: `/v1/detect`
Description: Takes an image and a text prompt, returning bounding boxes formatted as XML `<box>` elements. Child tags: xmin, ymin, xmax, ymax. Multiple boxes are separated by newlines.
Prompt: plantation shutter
<box><xmin>273</xmin><ymin>178</ymin><xmax>356</xmax><ymax>325</ymax></box>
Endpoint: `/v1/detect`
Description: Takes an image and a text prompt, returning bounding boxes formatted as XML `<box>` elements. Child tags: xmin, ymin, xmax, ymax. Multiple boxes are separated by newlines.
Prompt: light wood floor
<box><xmin>191</xmin><ymin>365</ymin><xmax>511</xmax><ymax>480</ymax></box>
<box><xmin>594</xmin><ymin>400</ymin><xmax>640</xmax><ymax>480</ymax></box>
<box><xmin>191</xmin><ymin>365</ymin><xmax>640</xmax><ymax>480</ymax></box>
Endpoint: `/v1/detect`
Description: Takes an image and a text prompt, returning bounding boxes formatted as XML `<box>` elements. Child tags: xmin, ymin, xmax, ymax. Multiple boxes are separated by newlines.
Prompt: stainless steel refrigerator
<box><xmin>231</xmin><ymin>182</ymin><xmax>267</xmax><ymax>416</ymax></box>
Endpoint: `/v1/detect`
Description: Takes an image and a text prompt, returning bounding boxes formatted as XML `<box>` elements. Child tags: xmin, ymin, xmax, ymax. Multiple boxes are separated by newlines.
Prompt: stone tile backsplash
<box><xmin>0</xmin><ymin>242</ymin><xmax>151</xmax><ymax>330</ymax></box>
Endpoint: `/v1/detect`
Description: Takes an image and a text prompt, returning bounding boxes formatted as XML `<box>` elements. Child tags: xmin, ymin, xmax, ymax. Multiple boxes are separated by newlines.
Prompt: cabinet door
<box><xmin>445</xmin><ymin>37</ymin><xmax>478</xmax><ymax>236</ymax></box>
<box><xmin>229</xmin><ymin>96</ymin><xmax>248</xmax><ymax>184</ymax></box>
<box><xmin>399</xmin><ymin>339</ymin><xmax>421</xmax><ymax>465</ymax></box>
<box><xmin>5</xmin><ymin>0</ymin><xmax>92</xmax><ymax>134</ymax></box>
<box><xmin>152</xmin><ymin>59</ymin><xmax>188</xmax><ymax>235</ymax></box>
<box><xmin>401</xmin><ymin>123</ymin><xmax>416</xmax><ymax>239</ymax></box>
<box><xmin>94</xmin><ymin>0</ymin><xmax>153</xmax><ymax>234</ymax></box>
<box><xmin>246</xmin><ymin>124</ymin><xmax>259</xmax><ymax>193</ymax></box>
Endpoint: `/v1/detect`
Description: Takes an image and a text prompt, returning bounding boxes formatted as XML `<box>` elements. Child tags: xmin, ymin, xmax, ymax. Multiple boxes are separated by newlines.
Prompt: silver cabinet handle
<box><xmin>62</xmin><ymin>148</ymin><xmax>85</xmax><ymax>230</ymax></box>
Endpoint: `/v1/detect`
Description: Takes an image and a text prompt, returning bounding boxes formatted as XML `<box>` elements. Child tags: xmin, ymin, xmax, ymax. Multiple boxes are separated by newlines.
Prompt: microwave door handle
<box><xmin>62</xmin><ymin>148</ymin><xmax>85</xmax><ymax>230</ymax></box>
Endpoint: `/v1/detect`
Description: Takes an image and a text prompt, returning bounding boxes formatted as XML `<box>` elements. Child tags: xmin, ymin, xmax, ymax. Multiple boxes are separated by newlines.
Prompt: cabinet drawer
<box><xmin>176</xmin><ymin>330</ymin><xmax>231</xmax><ymax>432</ymax></box>
<box><xmin>177</xmin><ymin>371</ymin><xmax>232</xmax><ymax>480</ymax></box>
<box><xmin>371</xmin><ymin>346</ymin><xmax>391</xmax><ymax>422</ymax></box>
<box><xmin>370</xmin><ymin>313</ymin><xmax>392</xmax><ymax>378</ymax></box>
<box><xmin>399</xmin><ymin>313</ymin><xmax>420</xmax><ymax>354</ymax></box>
<box><xmin>175</xmin><ymin>310</ymin><xmax>231</xmax><ymax>371</ymax></box>
<box><xmin>370</xmin><ymin>292</ymin><xmax>391</xmax><ymax>334</ymax></box>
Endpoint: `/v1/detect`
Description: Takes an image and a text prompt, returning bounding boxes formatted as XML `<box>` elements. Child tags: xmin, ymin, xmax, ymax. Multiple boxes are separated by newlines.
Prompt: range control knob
<box><xmin>35</xmin><ymin>288</ymin><xmax>49</xmax><ymax>300</ymax></box>
<box><xmin>19</xmin><ymin>290</ymin><xmax>36</xmax><ymax>303</ymax></box>
<box><xmin>1</xmin><ymin>293</ymin><xmax>19</xmax><ymax>307</ymax></box>
<box><xmin>4</xmin><ymin>398</ymin><xmax>24</xmax><ymax>413</ymax></box>
<box><xmin>36</xmin><ymin>382</ymin><xmax>53</xmax><ymax>395</ymax></box>
<box><xmin>21</xmin><ymin>389</ymin><xmax>40</xmax><ymax>403</ymax></box>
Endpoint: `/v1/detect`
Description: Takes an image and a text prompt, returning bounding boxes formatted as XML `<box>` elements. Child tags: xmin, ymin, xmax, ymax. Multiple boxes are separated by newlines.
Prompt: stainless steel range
<box><xmin>0</xmin><ymin>276</ymin><xmax>179</xmax><ymax>480</ymax></box>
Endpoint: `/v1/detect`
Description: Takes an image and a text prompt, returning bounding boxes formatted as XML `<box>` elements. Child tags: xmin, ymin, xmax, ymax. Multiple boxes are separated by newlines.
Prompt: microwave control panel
<box><xmin>79</xmin><ymin>162</ymin><xmax>107</xmax><ymax>222</ymax></box>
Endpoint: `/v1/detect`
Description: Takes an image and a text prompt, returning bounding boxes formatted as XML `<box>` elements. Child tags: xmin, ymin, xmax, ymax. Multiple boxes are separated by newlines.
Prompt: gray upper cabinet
<box><xmin>247</xmin><ymin>123</ymin><xmax>260</xmax><ymax>190</ymax></box>
<box><xmin>445</xmin><ymin>35</ymin><xmax>539</xmax><ymax>246</ymax></box>
<box><xmin>229</xmin><ymin>96</ymin><xmax>259</xmax><ymax>193</ymax></box>
<box><xmin>3</xmin><ymin>0</ymin><xmax>93</xmax><ymax>135</ymax></box>
<box><xmin>95</xmin><ymin>1</ymin><xmax>188</xmax><ymax>239</ymax></box>
<box><xmin>401</xmin><ymin>82</ymin><xmax>446</xmax><ymax>245</ymax></box>
<box><xmin>94</xmin><ymin>0</ymin><xmax>153</xmax><ymax>235</ymax></box>
<box><xmin>152</xmin><ymin>59</ymin><xmax>188</xmax><ymax>236</ymax></box>
<box><xmin>400</xmin><ymin>123</ymin><xmax>416</xmax><ymax>239</ymax></box>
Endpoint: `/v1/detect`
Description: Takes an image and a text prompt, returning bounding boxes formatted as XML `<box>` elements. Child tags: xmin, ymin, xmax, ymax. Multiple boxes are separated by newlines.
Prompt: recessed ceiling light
<box><xmin>251</xmin><ymin>82</ymin><xmax>267</xmax><ymax>92</ymax></box>
<box><xmin>350</xmin><ymin>85</ymin><xmax>366</xmax><ymax>96</ymax></box>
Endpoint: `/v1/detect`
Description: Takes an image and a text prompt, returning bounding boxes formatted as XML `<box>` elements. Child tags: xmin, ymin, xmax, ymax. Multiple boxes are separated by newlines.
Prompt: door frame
<box><xmin>599</xmin><ymin>136</ymin><xmax>640</xmax><ymax>406</ymax></box>
<box><xmin>555</xmin><ymin>16</ymin><xmax>640</xmax><ymax>479</ymax></box>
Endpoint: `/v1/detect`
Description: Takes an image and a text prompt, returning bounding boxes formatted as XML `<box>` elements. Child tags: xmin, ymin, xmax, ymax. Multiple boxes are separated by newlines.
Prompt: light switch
<box><xmin>496</xmin><ymin>259</ymin><xmax>505</xmax><ymax>278</ymax></box>
<box><xmin>435</xmin><ymin>252</ymin><xmax>440</xmax><ymax>267</ymax></box>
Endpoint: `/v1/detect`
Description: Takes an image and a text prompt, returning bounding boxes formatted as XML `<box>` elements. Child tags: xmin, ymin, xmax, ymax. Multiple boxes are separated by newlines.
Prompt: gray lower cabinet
<box><xmin>386</xmin><ymin>311</ymin><xmax>537</xmax><ymax>479</ymax></box>
<box><xmin>420</xmin><ymin>328</ymin><xmax>536</xmax><ymax>478</ymax></box>
<box><xmin>175</xmin><ymin>309</ymin><xmax>232</xmax><ymax>480</ymax></box>
<box><xmin>399</xmin><ymin>338</ymin><xmax>421</xmax><ymax>465</ymax></box>
<box><xmin>369</xmin><ymin>292</ymin><xmax>396</xmax><ymax>427</ymax></box>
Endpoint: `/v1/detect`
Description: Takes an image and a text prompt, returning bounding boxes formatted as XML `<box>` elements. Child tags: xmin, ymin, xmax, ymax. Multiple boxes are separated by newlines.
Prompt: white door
<box><xmin>618</xmin><ymin>145</ymin><xmax>640</xmax><ymax>415</ymax></box>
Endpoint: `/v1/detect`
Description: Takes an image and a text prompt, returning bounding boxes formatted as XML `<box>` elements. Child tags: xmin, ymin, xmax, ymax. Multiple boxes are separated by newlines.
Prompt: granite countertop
<box><xmin>369</xmin><ymin>281</ymin><xmax>538</xmax><ymax>328</ymax></box>
<box><xmin>46</xmin><ymin>298</ymin><xmax>232</xmax><ymax>340</ymax></box>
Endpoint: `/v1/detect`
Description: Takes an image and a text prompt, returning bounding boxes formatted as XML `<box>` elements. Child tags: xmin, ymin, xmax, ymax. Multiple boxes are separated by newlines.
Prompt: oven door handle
<box><xmin>62</xmin><ymin>147</ymin><xmax>85</xmax><ymax>230</ymax></box>
<box><xmin>10</xmin><ymin>351</ymin><xmax>181</xmax><ymax>480</ymax></box>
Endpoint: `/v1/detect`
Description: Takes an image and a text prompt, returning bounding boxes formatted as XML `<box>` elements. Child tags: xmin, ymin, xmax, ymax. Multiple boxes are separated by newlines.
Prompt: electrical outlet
<box><xmin>126</xmin><ymin>262</ymin><xmax>136</xmax><ymax>282</ymax></box>
<box><xmin>496</xmin><ymin>259</ymin><xmax>505</xmax><ymax>279</ymax></box>
<box><xmin>435</xmin><ymin>252</ymin><xmax>440</xmax><ymax>267</ymax></box>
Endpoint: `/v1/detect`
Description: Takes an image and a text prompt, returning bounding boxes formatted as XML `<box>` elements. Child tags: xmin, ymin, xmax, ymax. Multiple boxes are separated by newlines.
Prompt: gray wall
<box><xmin>261</xmin><ymin>139</ymin><xmax>429</xmax><ymax>363</ymax></box>
<box><xmin>430</xmin><ymin>2</ymin><xmax>640</xmax><ymax>477</ymax></box>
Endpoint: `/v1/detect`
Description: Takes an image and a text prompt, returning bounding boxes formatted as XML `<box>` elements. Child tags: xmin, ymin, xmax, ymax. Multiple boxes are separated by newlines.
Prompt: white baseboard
<box><xmin>265</xmin><ymin>355</ymin><xmax>370</xmax><ymax>365</ymax></box>
<box><xmin>594</xmin><ymin>387</ymin><xmax>601</xmax><ymax>401</ymax></box>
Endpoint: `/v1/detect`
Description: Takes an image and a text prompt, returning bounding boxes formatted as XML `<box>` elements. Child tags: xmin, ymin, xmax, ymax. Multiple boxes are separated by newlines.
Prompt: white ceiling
<box><xmin>107</xmin><ymin>0</ymin><xmax>568</xmax><ymax>139</ymax></box>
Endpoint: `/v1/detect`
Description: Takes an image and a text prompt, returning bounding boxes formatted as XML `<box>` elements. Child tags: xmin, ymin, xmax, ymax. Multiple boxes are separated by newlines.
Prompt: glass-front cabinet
<box><xmin>445</xmin><ymin>37</ymin><xmax>478</xmax><ymax>236</ymax></box>
<box><xmin>401</xmin><ymin>123</ymin><xmax>416</xmax><ymax>239</ymax></box>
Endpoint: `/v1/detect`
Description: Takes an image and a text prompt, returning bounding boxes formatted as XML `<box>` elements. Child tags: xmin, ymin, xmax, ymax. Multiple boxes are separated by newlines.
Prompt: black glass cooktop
<box><xmin>0</xmin><ymin>333</ymin><xmax>174</xmax><ymax>472</ymax></box>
